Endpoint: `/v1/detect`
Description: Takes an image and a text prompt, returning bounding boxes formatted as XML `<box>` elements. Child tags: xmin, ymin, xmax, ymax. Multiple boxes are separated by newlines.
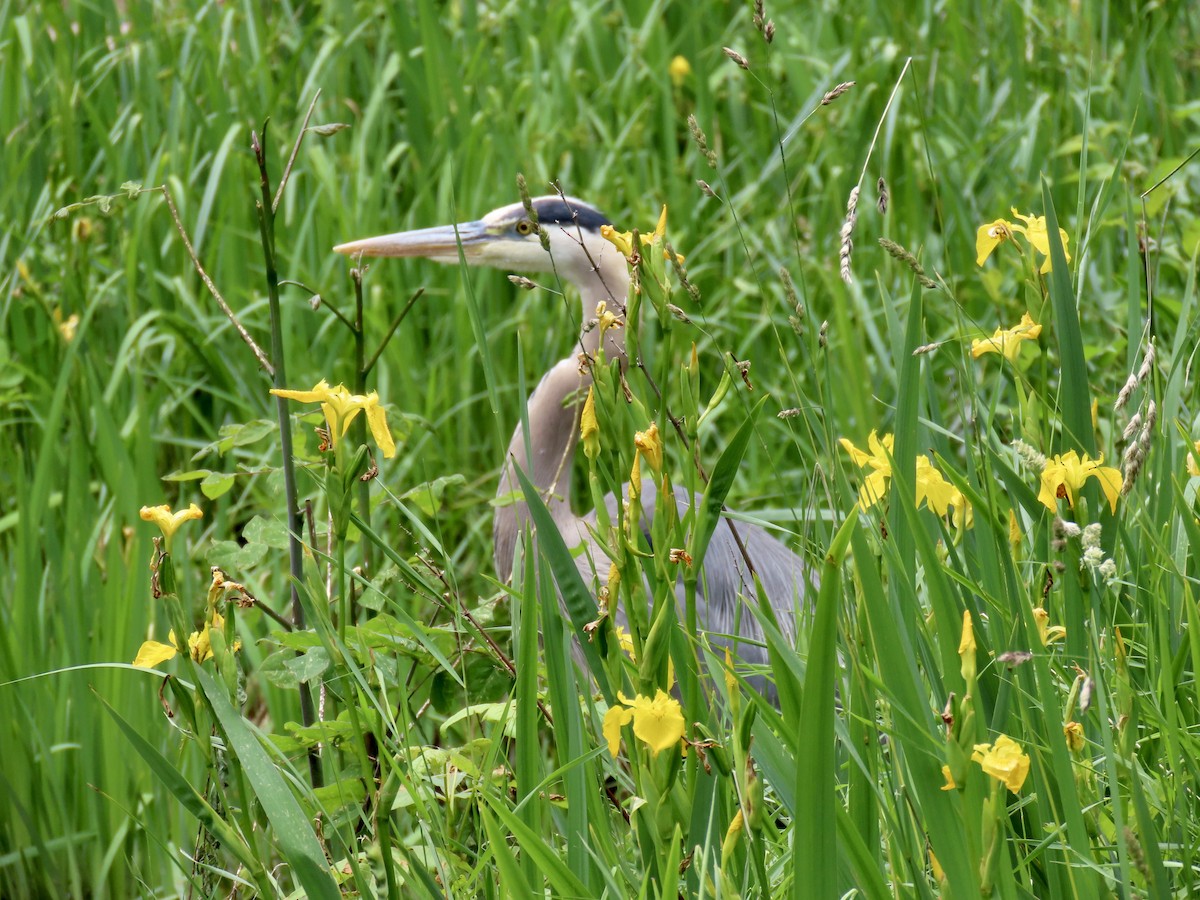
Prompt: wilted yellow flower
<box><xmin>53</xmin><ymin>308</ymin><xmax>80</xmax><ymax>342</ymax></box>
<box><xmin>1063</xmin><ymin>721</ymin><xmax>1085</xmax><ymax>753</ymax></box>
<box><xmin>1187</xmin><ymin>441</ymin><xmax>1200</xmax><ymax>478</ymax></box>
<box><xmin>594</xmin><ymin>300</ymin><xmax>623</xmax><ymax>339</ymax></box>
<box><xmin>271</xmin><ymin>379</ymin><xmax>396</xmax><ymax>458</ymax></box>
<box><xmin>958</xmin><ymin>609</ymin><xmax>977</xmax><ymax>681</ymax></box>
<box><xmin>635</xmin><ymin>422</ymin><xmax>663</xmax><ymax>474</ymax></box>
<box><xmin>669</xmin><ymin>55</ymin><xmax>692</xmax><ymax>87</ymax></box>
<box><xmin>580</xmin><ymin>386</ymin><xmax>600</xmax><ymax>461</ymax></box>
<box><xmin>976</xmin><ymin>209</ymin><xmax>1071</xmax><ymax>273</ymax></box>
<box><xmin>1038</xmin><ymin>449</ymin><xmax>1121</xmax><ymax>514</ymax></box>
<box><xmin>140</xmin><ymin>503</ymin><xmax>203</xmax><ymax>547</ymax></box>
<box><xmin>972</xmin><ymin>734</ymin><xmax>1030</xmax><ymax>793</ymax></box>
<box><xmin>603</xmin><ymin>690</ymin><xmax>685</xmax><ymax>757</ymax></box>
<box><xmin>970</xmin><ymin>313</ymin><xmax>1042</xmax><ymax>363</ymax></box>
<box><xmin>1032</xmin><ymin>607</ymin><xmax>1066</xmax><ymax>645</ymax></box>
<box><xmin>600</xmin><ymin>206</ymin><xmax>678</xmax><ymax>263</ymax></box>
<box><xmin>839</xmin><ymin>431</ymin><xmax>894</xmax><ymax>510</ymax></box>
<box><xmin>1008</xmin><ymin>509</ymin><xmax>1022</xmax><ymax>550</ymax></box>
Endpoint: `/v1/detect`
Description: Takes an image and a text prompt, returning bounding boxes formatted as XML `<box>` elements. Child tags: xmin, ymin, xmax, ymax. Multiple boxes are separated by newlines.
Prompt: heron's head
<box><xmin>334</xmin><ymin>195</ymin><xmax>629</xmax><ymax>303</ymax></box>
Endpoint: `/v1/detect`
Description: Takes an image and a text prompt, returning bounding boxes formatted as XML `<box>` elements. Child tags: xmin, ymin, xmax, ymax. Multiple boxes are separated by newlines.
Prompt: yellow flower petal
<box><xmin>132</xmin><ymin>639</ymin><xmax>178</xmax><ymax>668</ymax></box>
<box><xmin>1188</xmin><ymin>441</ymin><xmax>1200</xmax><ymax>478</ymax></box>
<box><xmin>270</xmin><ymin>379</ymin><xmax>334</xmax><ymax>404</ymax></box>
<box><xmin>940</xmin><ymin>765</ymin><xmax>957</xmax><ymax>791</ymax></box>
<box><xmin>603</xmin><ymin>705</ymin><xmax>634</xmax><ymax>756</ymax></box>
<box><xmin>1032</xmin><ymin>607</ymin><xmax>1066</xmax><ymax>646</ymax></box>
<box><xmin>365</xmin><ymin>396</ymin><xmax>396</xmax><ymax>458</ymax></box>
<box><xmin>841</xmin><ymin>432</ymin><xmax>894</xmax><ymax>510</ymax></box>
<box><xmin>975</xmin><ymin>219</ymin><xmax>1013</xmax><ymax>266</ymax></box>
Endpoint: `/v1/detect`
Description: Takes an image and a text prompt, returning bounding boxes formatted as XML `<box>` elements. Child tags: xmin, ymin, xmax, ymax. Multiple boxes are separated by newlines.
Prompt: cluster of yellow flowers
<box><xmin>839</xmin><ymin>431</ymin><xmax>970</xmax><ymax>525</ymax></box>
<box><xmin>132</xmin><ymin>505</ymin><xmax>243</xmax><ymax>668</ymax></box>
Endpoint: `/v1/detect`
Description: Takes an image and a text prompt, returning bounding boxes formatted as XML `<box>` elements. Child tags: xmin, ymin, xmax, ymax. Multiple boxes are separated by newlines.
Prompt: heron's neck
<box><xmin>493</xmin><ymin>266</ymin><xmax>629</xmax><ymax>580</ymax></box>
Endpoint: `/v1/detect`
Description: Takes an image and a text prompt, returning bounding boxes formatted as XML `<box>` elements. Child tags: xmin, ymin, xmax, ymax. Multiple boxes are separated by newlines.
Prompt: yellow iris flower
<box><xmin>140</xmin><ymin>503</ymin><xmax>203</xmax><ymax>545</ymax></box>
<box><xmin>976</xmin><ymin>209</ymin><xmax>1071</xmax><ymax>273</ymax></box>
<box><xmin>603</xmin><ymin>690</ymin><xmax>685</xmax><ymax>757</ymax></box>
<box><xmin>1187</xmin><ymin>440</ymin><xmax>1200</xmax><ymax>478</ymax></box>
<box><xmin>971</xmin><ymin>313</ymin><xmax>1043</xmax><ymax>362</ymax></box>
<box><xmin>1037</xmin><ymin>449</ymin><xmax>1121</xmax><ymax>514</ymax></box>
<box><xmin>271</xmin><ymin>379</ymin><xmax>396</xmax><ymax>458</ymax></box>
<box><xmin>132</xmin><ymin>613</ymin><xmax>240</xmax><ymax>668</ymax></box>
<box><xmin>971</xmin><ymin>734</ymin><xmax>1031</xmax><ymax>794</ymax></box>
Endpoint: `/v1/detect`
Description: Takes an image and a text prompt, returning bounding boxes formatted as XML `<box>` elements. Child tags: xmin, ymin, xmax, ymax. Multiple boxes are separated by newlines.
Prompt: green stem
<box><xmin>252</xmin><ymin>125</ymin><xmax>321</xmax><ymax>789</ymax></box>
<box><xmin>351</xmin><ymin>266</ymin><xmax>372</xmax><ymax>576</ymax></box>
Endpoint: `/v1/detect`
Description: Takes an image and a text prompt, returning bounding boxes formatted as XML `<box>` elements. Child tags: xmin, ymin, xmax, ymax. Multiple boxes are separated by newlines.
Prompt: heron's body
<box><xmin>335</xmin><ymin>196</ymin><xmax>807</xmax><ymax>679</ymax></box>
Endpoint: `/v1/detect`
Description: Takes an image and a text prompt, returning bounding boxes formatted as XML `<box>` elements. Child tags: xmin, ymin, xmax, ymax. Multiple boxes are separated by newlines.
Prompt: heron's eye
<box><xmin>515</xmin><ymin>219</ymin><xmax>535</xmax><ymax>236</ymax></box>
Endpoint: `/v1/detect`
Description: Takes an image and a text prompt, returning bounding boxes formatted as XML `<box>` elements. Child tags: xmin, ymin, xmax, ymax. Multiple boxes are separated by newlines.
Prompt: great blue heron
<box><xmin>334</xmin><ymin>195</ymin><xmax>807</xmax><ymax>684</ymax></box>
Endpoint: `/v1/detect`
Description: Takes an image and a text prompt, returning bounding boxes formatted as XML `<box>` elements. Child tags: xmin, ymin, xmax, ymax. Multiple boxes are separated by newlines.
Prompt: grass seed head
<box><xmin>821</xmin><ymin>81</ymin><xmax>856</xmax><ymax>105</ymax></box>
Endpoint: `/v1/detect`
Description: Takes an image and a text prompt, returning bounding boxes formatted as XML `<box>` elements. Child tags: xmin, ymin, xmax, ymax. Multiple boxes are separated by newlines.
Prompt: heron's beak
<box><xmin>333</xmin><ymin>220</ymin><xmax>490</xmax><ymax>263</ymax></box>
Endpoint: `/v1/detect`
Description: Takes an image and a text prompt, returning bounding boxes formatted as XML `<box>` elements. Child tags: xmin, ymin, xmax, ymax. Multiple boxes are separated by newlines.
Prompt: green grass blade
<box><xmin>193</xmin><ymin>668</ymin><xmax>339</xmax><ymax>900</ymax></box>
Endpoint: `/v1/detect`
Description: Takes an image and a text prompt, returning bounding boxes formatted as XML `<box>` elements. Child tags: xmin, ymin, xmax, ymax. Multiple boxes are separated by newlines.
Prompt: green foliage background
<box><xmin>2</xmin><ymin>0</ymin><xmax>1199</xmax><ymax>896</ymax></box>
